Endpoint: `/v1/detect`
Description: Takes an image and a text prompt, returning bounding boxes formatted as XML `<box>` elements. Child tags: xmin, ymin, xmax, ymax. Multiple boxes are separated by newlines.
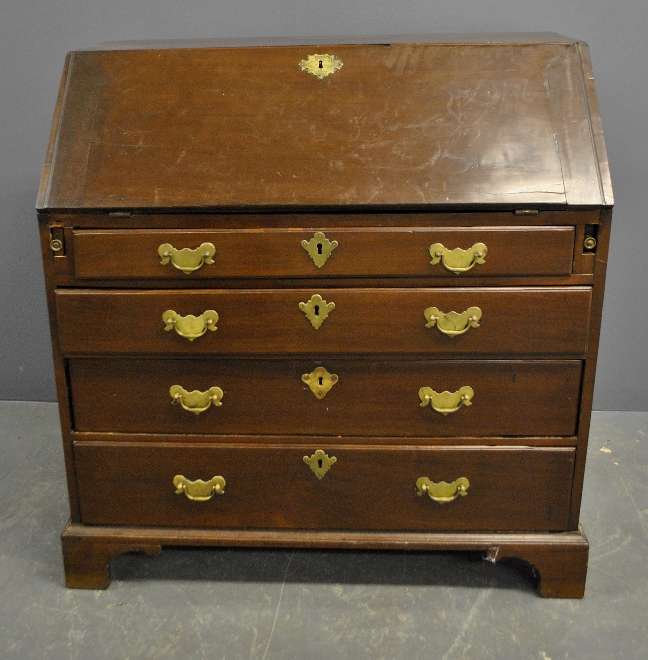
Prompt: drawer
<box><xmin>69</xmin><ymin>359</ymin><xmax>582</xmax><ymax>437</ymax></box>
<box><xmin>70</xmin><ymin>226</ymin><xmax>575</xmax><ymax>279</ymax></box>
<box><xmin>56</xmin><ymin>287</ymin><xmax>591</xmax><ymax>356</ymax></box>
<box><xmin>73</xmin><ymin>442</ymin><xmax>576</xmax><ymax>532</ymax></box>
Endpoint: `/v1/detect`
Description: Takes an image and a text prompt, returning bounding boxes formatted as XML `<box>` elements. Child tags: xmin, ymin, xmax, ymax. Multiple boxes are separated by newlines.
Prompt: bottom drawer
<box><xmin>74</xmin><ymin>442</ymin><xmax>575</xmax><ymax>532</ymax></box>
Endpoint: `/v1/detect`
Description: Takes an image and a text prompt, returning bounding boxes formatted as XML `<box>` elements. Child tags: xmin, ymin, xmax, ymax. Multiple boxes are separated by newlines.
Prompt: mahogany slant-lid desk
<box><xmin>37</xmin><ymin>34</ymin><xmax>612</xmax><ymax>597</ymax></box>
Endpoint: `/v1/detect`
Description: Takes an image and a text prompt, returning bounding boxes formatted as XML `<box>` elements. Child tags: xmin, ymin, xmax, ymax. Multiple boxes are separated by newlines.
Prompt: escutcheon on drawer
<box><xmin>56</xmin><ymin>287</ymin><xmax>591</xmax><ymax>356</ymax></box>
<box><xmin>68</xmin><ymin>358</ymin><xmax>582</xmax><ymax>437</ymax></box>
<box><xmin>73</xmin><ymin>442</ymin><xmax>576</xmax><ymax>532</ymax></box>
<box><xmin>70</xmin><ymin>226</ymin><xmax>575</xmax><ymax>279</ymax></box>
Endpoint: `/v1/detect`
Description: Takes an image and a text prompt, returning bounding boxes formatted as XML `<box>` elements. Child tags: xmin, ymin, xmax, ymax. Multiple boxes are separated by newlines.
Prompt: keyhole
<box><xmin>318</xmin><ymin>376</ymin><xmax>323</xmax><ymax>386</ymax></box>
<box><xmin>317</xmin><ymin>243</ymin><xmax>323</xmax><ymax>255</ymax></box>
<box><xmin>318</xmin><ymin>458</ymin><xmax>323</xmax><ymax>468</ymax></box>
<box><xmin>319</xmin><ymin>60</ymin><xmax>323</xmax><ymax>69</ymax></box>
<box><xmin>314</xmin><ymin>305</ymin><xmax>320</xmax><ymax>316</ymax></box>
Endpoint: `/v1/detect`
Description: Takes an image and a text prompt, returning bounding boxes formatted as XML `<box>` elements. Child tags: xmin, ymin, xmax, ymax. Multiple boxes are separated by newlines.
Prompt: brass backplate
<box><xmin>416</xmin><ymin>477</ymin><xmax>470</xmax><ymax>503</ymax></box>
<box><xmin>299</xmin><ymin>54</ymin><xmax>343</xmax><ymax>79</ymax></box>
<box><xmin>419</xmin><ymin>386</ymin><xmax>474</xmax><ymax>415</ymax></box>
<box><xmin>170</xmin><ymin>385</ymin><xmax>224</xmax><ymax>415</ymax></box>
<box><xmin>299</xmin><ymin>294</ymin><xmax>335</xmax><ymax>329</ymax></box>
<box><xmin>424</xmin><ymin>306</ymin><xmax>482</xmax><ymax>338</ymax></box>
<box><xmin>158</xmin><ymin>242</ymin><xmax>215</xmax><ymax>274</ymax></box>
<box><xmin>302</xmin><ymin>367</ymin><xmax>338</xmax><ymax>399</ymax></box>
<box><xmin>303</xmin><ymin>449</ymin><xmax>337</xmax><ymax>479</ymax></box>
<box><xmin>173</xmin><ymin>475</ymin><xmax>226</xmax><ymax>500</ymax></box>
<box><xmin>163</xmin><ymin>309</ymin><xmax>219</xmax><ymax>341</ymax></box>
<box><xmin>429</xmin><ymin>242</ymin><xmax>488</xmax><ymax>274</ymax></box>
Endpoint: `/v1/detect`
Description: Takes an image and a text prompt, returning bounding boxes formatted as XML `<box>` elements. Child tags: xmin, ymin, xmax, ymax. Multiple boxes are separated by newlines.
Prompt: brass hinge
<box><xmin>49</xmin><ymin>227</ymin><xmax>65</xmax><ymax>256</ymax></box>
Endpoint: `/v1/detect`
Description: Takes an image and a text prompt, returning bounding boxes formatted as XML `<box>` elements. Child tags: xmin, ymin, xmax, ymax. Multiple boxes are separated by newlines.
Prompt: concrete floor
<box><xmin>1</xmin><ymin>402</ymin><xmax>647</xmax><ymax>659</ymax></box>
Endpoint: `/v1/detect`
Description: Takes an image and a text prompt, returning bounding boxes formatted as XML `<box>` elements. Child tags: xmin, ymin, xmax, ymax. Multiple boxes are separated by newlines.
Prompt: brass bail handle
<box><xmin>173</xmin><ymin>475</ymin><xmax>226</xmax><ymax>501</ymax></box>
<box><xmin>429</xmin><ymin>242</ymin><xmax>487</xmax><ymax>274</ymax></box>
<box><xmin>170</xmin><ymin>385</ymin><xmax>224</xmax><ymax>415</ymax></box>
<box><xmin>163</xmin><ymin>310</ymin><xmax>219</xmax><ymax>341</ymax></box>
<box><xmin>416</xmin><ymin>477</ymin><xmax>470</xmax><ymax>503</ymax></box>
<box><xmin>419</xmin><ymin>386</ymin><xmax>474</xmax><ymax>415</ymax></box>
<box><xmin>158</xmin><ymin>242</ymin><xmax>216</xmax><ymax>274</ymax></box>
<box><xmin>424</xmin><ymin>306</ymin><xmax>482</xmax><ymax>337</ymax></box>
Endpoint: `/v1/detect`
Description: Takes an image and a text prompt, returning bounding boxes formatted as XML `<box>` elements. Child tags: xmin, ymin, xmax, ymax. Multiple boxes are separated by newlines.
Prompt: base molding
<box><xmin>61</xmin><ymin>523</ymin><xmax>589</xmax><ymax>598</ymax></box>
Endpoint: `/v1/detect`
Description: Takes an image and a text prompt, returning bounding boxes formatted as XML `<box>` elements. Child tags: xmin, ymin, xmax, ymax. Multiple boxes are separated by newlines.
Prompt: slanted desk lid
<box><xmin>38</xmin><ymin>34</ymin><xmax>612</xmax><ymax>211</ymax></box>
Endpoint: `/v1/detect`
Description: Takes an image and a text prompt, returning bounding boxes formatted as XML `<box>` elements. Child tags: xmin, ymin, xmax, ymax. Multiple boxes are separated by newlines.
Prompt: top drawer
<box><xmin>70</xmin><ymin>226</ymin><xmax>575</xmax><ymax>280</ymax></box>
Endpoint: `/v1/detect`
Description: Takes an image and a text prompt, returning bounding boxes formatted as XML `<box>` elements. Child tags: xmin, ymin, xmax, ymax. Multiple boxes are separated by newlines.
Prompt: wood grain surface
<box><xmin>60</xmin><ymin>521</ymin><xmax>589</xmax><ymax>597</ymax></box>
<box><xmin>38</xmin><ymin>35</ymin><xmax>612</xmax><ymax>596</ymax></box>
<box><xmin>55</xmin><ymin>287</ymin><xmax>591</xmax><ymax>356</ymax></box>
<box><xmin>73</xmin><ymin>442</ymin><xmax>576</xmax><ymax>532</ymax></box>
<box><xmin>39</xmin><ymin>41</ymin><xmax>608</xmax><ymax>210</ymax></box>
<box><xmin>68</xmin><ymin>358</ymin><xmax>582</xmax><ymax>436</ymax></box>
<box><xmin>71</xmin><ymin>226</ymin><xmax>575</xmax><ymax>279</ymax></box>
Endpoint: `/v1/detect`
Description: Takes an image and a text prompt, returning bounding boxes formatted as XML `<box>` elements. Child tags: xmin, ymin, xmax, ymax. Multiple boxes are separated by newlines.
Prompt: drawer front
<box><xmin>71</xmin><ymin>226</ymin><xmax>575</xmax><ymax>279</ymax></box>
<box><xmin>56</xmin><ymin>287</ymin><xmax>591</xmax><ymax>356</ymax></box>
<box><xmin>69</xmin><ymin>359</ymin><xmax>582</xmax><ymax>436</ymax></box>
<box><xmin>74</xmin><ymin>442</ymin><xmax>575</xmax><ymax>532</ymax></box>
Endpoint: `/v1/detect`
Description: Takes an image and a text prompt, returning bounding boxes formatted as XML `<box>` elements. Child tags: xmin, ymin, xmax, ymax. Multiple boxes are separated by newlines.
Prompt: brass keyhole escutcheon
<box><xmin>303</xmin><ymin>449</ymin><xmax>337</xmax><ymax>479</ymax></box>
<box><xmin>299</xmin><ymin>294</ymin><xmax>335</xmax><ymax>329</ymax></box>
<box><xmin>299</xmin><ymin>54</ymin><xmax>343</xmax><ymax>79</ymax></box>
<box><xmin>301</xmin><ymin>231</ymin><xmax>338</xmax><ymax>268</ymax></box>
<box><xmin>302</xmin><ymin>367</ymin><xmax>338</xmax><ymax>399</ymax></box>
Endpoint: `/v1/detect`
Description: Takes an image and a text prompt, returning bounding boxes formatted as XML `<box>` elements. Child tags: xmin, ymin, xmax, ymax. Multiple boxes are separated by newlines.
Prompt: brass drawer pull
<box><xmin>428</xmin><ymin>242</ymin><xmax>487</xmax><ymax>274</ymax></box>
<box><xmin>163</xmin><ymin>310</ymin><xmax>219</xmax><ymax>341</ymax></box>
<box><xmin>158</xmin><ymin>242</ymin><xmax>215</xmax><ymax>274</ymax></box>
<box><xmin>170</xmin><ymin>385</ymin><xmax>224</xmax><ymax>415</ymax></box>
<box><xmin>299</xmin><ymin>294</ymin><xmax>335</xmax><ymax>329</ymax></box>
<box><xmin>419</xmin><ymin>386</ymin><xmax>474</xmax><ymax>415</ymax></box>
<box><xmin>174</xmin><ymin>475</ymin><xmax>226</xmax><ymax>500</ymax></box>
<box><xmin>424</xmin><ymin>306</ymin><xmax>481</xmax><ymax>337</ymax></box>
<box><xmin>416</xmin><ymin>477</ymin><xmax>470</xmax><ymax>503</ymax></box>
<box><xmin>303</xmin><ymin>449</ymin><xmax>337</xmax><ymax>479</ymax></box>
<box><xmin>301</xmin><ymin>231</ymin><xmax>338</xmax><ymax>267</ymax></box>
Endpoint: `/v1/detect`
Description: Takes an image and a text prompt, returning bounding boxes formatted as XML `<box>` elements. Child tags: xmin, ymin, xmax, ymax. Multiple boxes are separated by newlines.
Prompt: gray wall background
<box><xmin>1</xmin><ymin>1</ymin><xmax>646</xmax><ymax>410</ymax></box>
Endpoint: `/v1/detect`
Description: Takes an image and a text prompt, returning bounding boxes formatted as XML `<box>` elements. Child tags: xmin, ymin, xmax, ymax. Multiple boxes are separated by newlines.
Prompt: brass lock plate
<box><xmin>301</xmin><ymin>231</ymin><xmax>338</xmax><ymax>268</ymax></box>
<box><xmin>302</xmin><ymin>367</ymin><xmax>338</xmax><ymax>399</ymax></box>
<box><xmin>299</xmin><ymin>294</ymin><xmax>335</xmax><ymax>329</ymax></box>
<box><xmin>299</xmin><ymin>54</ymin><xmax>343</xmax><ymax>79</ymax></box>
<box><xmin>303</xmin><ymin>449</ymin><xmax>337</xmax><ymax>479</ymax></box>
